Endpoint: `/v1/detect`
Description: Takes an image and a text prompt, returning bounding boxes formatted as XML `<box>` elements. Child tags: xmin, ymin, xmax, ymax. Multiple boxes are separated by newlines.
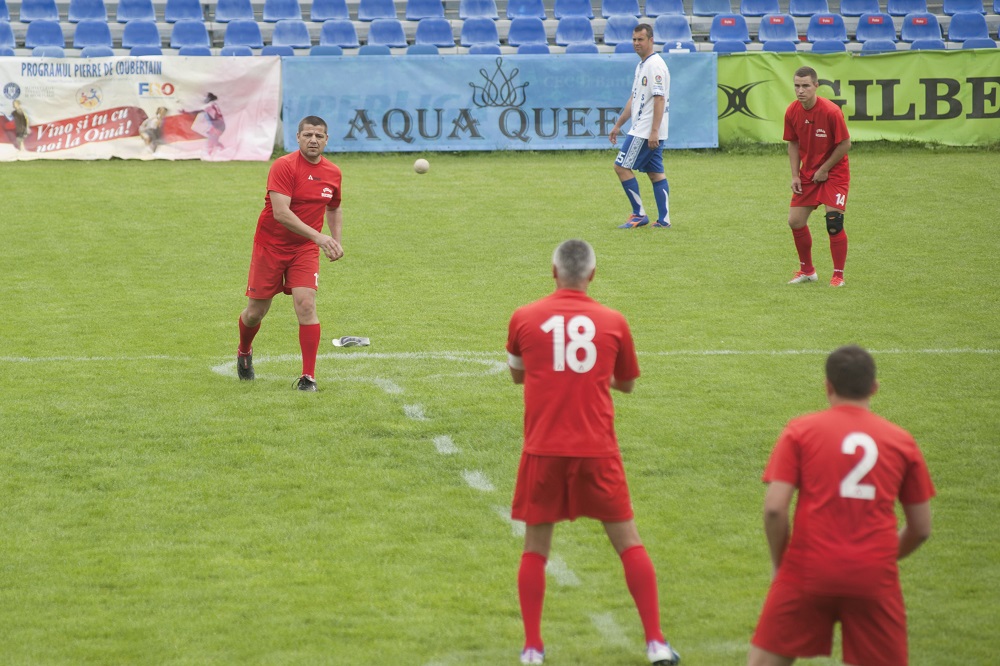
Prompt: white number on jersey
<box><xmin>839</xmin><ymin>432</ymin><xmax>878</xmax><ymax>500</ymax></box>
<box><xmin>540</xmin><ymin>315</ymin><xmax>597</xmax><ymax>373</ymax></box>
<box><xmin>835</xmin><ymin>193</ymin><xmax>846</xmax><ymax>207</ymax></box>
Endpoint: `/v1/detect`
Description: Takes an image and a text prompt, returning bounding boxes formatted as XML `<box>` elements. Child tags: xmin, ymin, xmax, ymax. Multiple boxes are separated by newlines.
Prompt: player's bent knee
<box><xmin>826</xmin><ymin>211</ymin><xmax>844</xmax><ymax>236</ymax></box>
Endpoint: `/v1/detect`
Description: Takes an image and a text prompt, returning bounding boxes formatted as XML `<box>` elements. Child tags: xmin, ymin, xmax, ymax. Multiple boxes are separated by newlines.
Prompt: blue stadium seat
<box><xmin>177</xmin><ymin>45</ymin><xmax>211</xmax><ymax>54</ymax></box>
<box><xmin>758</xmin><ymin>13</ymin><xmax>798</xmax><ymax>41</ymax></box>
<box><xmin>33</xmin><ymin>44</ymin><xmax>65</xmax><ymax>55</ymax></box>
<box><xmin>170</xmin><ymin>19</ymin><xmax>210</xmax><ymax>47</ymax></box>
<box><xmin>414</xmin><ymin>16</ymin><xmax>454</xmax><ymax>46</ymax></box>
<box><xmin>0</xmin><ymin>0</ymin><xmax>8</xmax><ymax>21</ymax></box>
<box><xmin>215</xmin><ymin>0</ymin><xmax>254</xmax><ymax>22</ymax></box>
<box><xmin>900</xmin><ymin>11</ymin><xmax>940</xmax><ymax>41</ymax></box>
<box><xmin>116</xmin><ymin>0</ymin><xmax>154</xmax><ymax>22</ymax></box>
<box><xmin>713</xmin><ymin>38</ymin><xmax>747</xmax><ymax>49</ymax></box>
<box><xmin>507</xmin><ymin>16</ymin><xmax>547</xmax><ymax>44</ymax></box>
<box><xmin>838</xmin><ymin>0</ymin><xmax>879</xmax><ymax>16</ymax></box>
<box><xmin>710</xmin><ymin>13</ymin><xmax>750</xmax><ymax>41</ymax></box>
<box><xmin>310</xmin><ymin>0</ymin><xmax>349</xmax><ymax>21</ymax></box>
<box><xmin>121</xmin><ymin>19</ymin><xmax>160</xmax><ymax>47</ymax></box>
<box><xmin>653</xmin><ymin>14</ymin><xmax>692</xmax><ymax>42</ymax></box>
<box><xmin>366</xmin><ymin>17</ymin><xmax>407</xmax><ymax>47</ymax></box>
<box><xmin>788</xmin><ymin>0</ymin><xmax>828</xmax><ymax>15</ymax></box>
<box><xmin>459</xmin><ymin>0</ymin><xmax>498</xmax><ymax>19</ymax></box>
<box><xmin>460</xmin><ymin>16</ymin><xmax>500</xmax><ymax>44</ymax></box>
<box><xmin>73</xmin><ymin>18</ymin><xmax>112</xmax><ymax>47</ymax></box>
<box><xmin>613</xmin><ymin>39</ymin><xmax>637</xmax><ymax>51</ymax></box>
<box><xmin>80</xmin><ymin>44</ymin><xmax>113</xmax><ymax>55</ymax></box>
<box><xmin>220</xmin><ymin>44</ymin><xmax>254</xmax><ymax>54</ymax></box>
<box><xmin>310</xmin><ymin>43</ymin><xmax>344</xmax><ymax>53</ymax></box>
<box><xmin>320</xmin><ymin>19</ymin><xmax>360</xmax><ymax>47</ymax></box>
<box><xmin>645</xmin><ymin>0</ymin><xmax>685</xmax><ymax>15</ymax></box>
<box><xmin>68</xmin><ymin>0</ymin><xmax>107</xmax><ymax>22</ymax></box>
<box><xmin>554</xmin><ymin>0</ymin><xmax>594</xmax><ymax>18</ymax></box>
<box><xmin>860</xmin><ymin>37</ymin><xmax>898</xmax><ymax>51</ymax></box>
<box><xmin>909</xmin><ymin>36</ymin><xmax>946</xmax><ymax>48</ymax></box>
<box><xmin>19</xmin><ymin>0</ymin><xmax>58</xmax><ymax>22</ymax></box>
<box><xmin>224</xmin><ymin>19</ymin><xmax>263</xmax><ymax>47</ymax></box>
<box><xmin>603</xmin><ymin>0</ymin><xmax>641</xmax><ymax>17</ymax></box>
<box><xmin>129</xmin><ymin>44</ymin><xmax>163</xmax><ymax>54</ymax></box>
<box><xmin>164</xmin><ymin>0</ymin><xmax>203</xmax><ymax>22</ymax></box>
<box><xmin>263</xmin><ymin>0</ymin><xmax>302</xmax><ymax>22</ymax></box>
<box><xmin>468</xmin><ymin>42</ymin><xmax>501</xmax><ymax>52</ymax></box>
<box><xmin>0</xmin><ymin>20</ymin><xmax>14</xmax><ymax>46</ymax></box>
<box><xmin>407</xmin><ymin>0</ymin><xmax>445</xmax><ymax>19</ymax></box>
<box><xmin>565</xmin><ymin>40</ymin><xmax>600</xmax><ymax>51</ymax></box>
<box><xmin>517</xmin><ymin>41</ymin><xmax>550</xmax><ymax>51</ymax></box>
<box><xmin>24</xmin><ymin>18</ymin><xmax>63</xmax><ymax>46</ymax></box>
<box><xmin>507</xmin><ymin>0</ymin><xmax>546</xmax><ymax>18</ymax></box>
<box><xmin>995</xmin><ymin>0</ymin><xmax>999</xmax><ymax>14</ymax></box>
<box><xmin>855</xmin><ymin>12</ymin><xmax>897</xmax><ymax>41</ymax></box>
<box><xmin>357</xmin><ymin>0</ymin><xmax>396</xmax><ymax>20</ymax></box>
<box><xmin>692</xmin><ymin>0</ymin><xmax>733</xmax><ymax>15</ymax></box>
<box><xmin>407</xmin><ymin>42</ymin><xmax>439</xmax><ymax>52</ymax></box>
<box><xmin>663</xmin><ymin>38</ymin><xmax>697</xmax><ymax>50</ymax></box>
<box><xmin>806</xmin><ymin>12</ymin><xmax>847</xmax><ymax>40</ymax></box>
<box><xmin>0</xmin><ymin>46</ymin><xmax>14</xmax><ymax>55</ymax></box>
<box><xmin>603</xmin><ymin>13</ymin><xmax>639</xmax><ymax>43</ymax></box>
<box><xmin>740</xmin><ymin>0</ymin><xmax>779</xmax><ymax>16</ymax></box>
<box><xmin>961</xmin><ymin>36</ymin><xmax>996</xmax><ymax>47</ymax></box>
<box><xmin>942</xmin><ymin>0</ymin><xmax>985</xmax><ymax>14</ymax></box>
<box><xmin>810</xmin><ymin>36</ymin><xmax>846</xmax><ymax>48</ymax></box>
<box><xmin>887</xmin><ymin>0</ymin><xmax>925</xmax><ymax>15</ymax></box>
<box><xmin>262</xmin><ymin>43</ymin><xmax>295</xmax><ymax>54</ymax></box>
<box><xmin>762</xmin><ymin>38</ymin><xmax>798</xmax><ymax>49</ymax></box>
<box><xmin>271</xmin><ymin>18</ymin><xmax>312</xmax><ymax>46</ymax></box>
<box><xmin>358</xmin><ymin>42</ymin><xmax>391</xmax><ymax>53</ymax></box>
<box><xmin>555</xmin><ymin>15</ymin><xmax>595</xmax><ymax>44</ymax></box>
<box><xmin>947</xmin><ymin>11</ymin><xmax>989</xmax><ymax>39</ymax></box>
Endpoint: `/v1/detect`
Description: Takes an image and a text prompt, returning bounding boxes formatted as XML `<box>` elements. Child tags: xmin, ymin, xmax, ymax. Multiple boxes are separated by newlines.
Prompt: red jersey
<box><xmin>783</xmin><ymin>96</ymin><xmax>850</xmax><ymax>183</ymax></box>
<box><xmin>254</xmin><ymin>150</ymin><xmax>342</xmax><ymax>252</ymax></box>
<box><xmin>506</xmin><ymin>289</ymin><xmax>640</xmax><ymax>457</ymax></box>
<box><xmin>763</xmin><ymin>405</ymin><xmax>935</xmax><ymax>596</ymax></box>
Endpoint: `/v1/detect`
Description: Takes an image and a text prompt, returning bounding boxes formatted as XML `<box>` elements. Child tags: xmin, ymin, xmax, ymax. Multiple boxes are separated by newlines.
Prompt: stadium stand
<box><xmin>838</xmin><ymin>0</ymin><xmax>879</xmax><ymax>16</ymax></box>
<box><xmin>33</xmin><ymin>44</ymin><xmax>65</xmax><ymax>54</ymax></box>
<box><xmin>602</xmin><ymin>13</ymin><xmax>639</xmax><ymax>43</ymax></box>
<box><xmin>458</xmin><ymin>0</ymin><xmax>498</xmax><ymax>19</ymax></box>
<box><xmin>0</xmin><ymin>46</ymin><xmax>15</xmax><ymax>55</ymax></box>
<box><xmin>460</xmin><ymin>15</ymin><xmax>500</xmax><ymax>44</ymax></box>
<box><xmin>663</xmin><ymin>38</ymin><xmax>697</xmax><ymax>50</ymax></box>
<box><xmin>788</xmin><ymin>0</ymin><xmax>829</xmax><ymax>15</ymax></box>
<box><xmin>806</xmin><ymin>12</ymin><xmax>848</xmax><ymax>40</ymax></box>
<box><xmin>506</xmin><ymin>0</ymin><xmax>547</xmax><ymax>19</ymax></box>
<box><xmin>565</xmin><ymin>40</ymin><xmax>600</xmax><ymax>50</ymax></box>
<box><xmin>18</xmin><ymin>0</ymin><xmax>59</xmax><ymax>22</ymax></box>
<box><xmin>177</xmin><ymin>45</ymin><xmax>211</xmax><ymax>54</ymax></box>
<box><xmin>713</xmin><ymin>37</ymin><xmax>747</xmax><ymax>49</ymax></box>
<box><xmin>811</xmin><ymin>36</ymin><xmax>847</xmax><ymax>48</ymax></box>
<box><xmin>942</xmin><ymin>0</ymin><xmax>985</xmax><ymax>14</ymax></box>
<box><xmin>947</xmin><ymin>11</ymin><xmax>990</xmax><ymax>39</ymax></box>
<box><xmin>272</xmin><ymin>17</ymin><xmax>313</xmax><ymax>46</ymax></box>
<box><xmin>507</xmin><ymin>15</ymin><xmax>547</xmax><ymax>44</ymax></box>
<box><xmin>309</xmin><ymin>43</ymin><xmax>344</xmax><ymax>53</ymax></box>
<box><xmin>0</xmin><ymin>0</ymin><xmax>8</xmax><ymax>21</ymax></box>
<box><xmin>758</xmin><ymin>13</ymin><xmax>799</xmax><ymax>41</ymax></box>
<box><xmin>164</xmin><ymin>0</ymin><xmax>204</xmax><ymax>22</ymax></box>
<box><xmin>72</xmin><ymin>18</ymin><xmax>112</xmax><ymax>47</ymax></box>
<box><xmin>909</xmin><ymin>36</ymin><xmax>947</xmax><ymax>47</ymax></box>
<box><xmin>68</xmin><ymin>0</ymin><xmax>107</xmax><ymax>23</ymax></box>
<box><xmin>220</xmin><ymin>44</ymin><xmax>254</xmax><ymax>54</ymax></box>
<box><xmin>517</xmin><ymin>41</ymin><xmax>550</xmax><ymax>50</ymax></box>
<box><xmin>710</xmin><ymin>13</ymin><xmax>750</xmax><ymax>41</ymax></box>
<box><xmin>406</xmin><ymin>41</ymin><xmax>439</xmax><ymax>52</ymax></box>
<box><xmin>319</xmin><ymin>18</ymin><xmax>360</xmax><ymax>47</ymax></box>
<box><xmin>414</xmin><ymin>16</ymin><xmax>455</xmax><ymax>46</ymax></box>
<box><xmin>613</xmin><ymin>39</ymin><xmax>636</xmax><ymax>50</ymax></box>
<box><xmin>961</xmin><ymin>36</ymin><xmax>996</xmax><ymax>46</ymax></box>
<box><xmin>860</xmin><ymin>37</ymin><xmax>898</xmax><ymax>50</ymax></box>
<box><xmin>554</xmin><ymin>0</ymin><xmax>594</xmax><ymax>18</ymax></box>
<box><xmin>602</xmin><ymin>0</ymin><xmax>641</xmax><ymax>17</ymax></box>
<box><xmin>763</xmin><ymin>38</ymin><xmax>798</xmax><ymax>48</ymax></box>
<box><xmin>887</xmin><ymin>0</ymin><xmax>926</xmax><ymax>16</ymax></box>
<box><xmin>263</xmin><ymin>0</ymin><xmax>303</xmax><ymax>22</ymax></box>
<box><xmin>644</xmin><ymin>0</ymin><xmax>685</xmax><ymax>15</ymax></box>
<box><xmin>406</xmin><ymin>0</ymin><xmax>445</xmax><ymax>20</ymax></box>
<box><xmin>740</xmin><ymin>0</ymin><xmax>779</xmax><ymax>16</ymax></box>
<box><xmin>121</xmin><ymin>18</ymin><xmax>160</xmax><ymax>48</ymax></box>
<box><xmin>468</xmin><ymin>41</ymin><xmax>501</xmax><ymax>51</ymax></box>
<box><xmin>692</xmin><ymin>0</ymin><xmax>733</xmax><ymax>15</ymax></box>
<box><xmin>365</xmin><ymin>17</ymin><xmax>407</xmax><ymax>46</ymax></box>
<box><xmin>555</xmin><ymin>14</ymin><xmax>596</xmax><ymax>44</ymax></box>
<box><xmin>170</xmin><ymin>18</ymin><xmax>210</xmax><ymax>48</ymax></box>
<box><xmin>0</xmin><ymin>20</ymin><xmax>13</xmax><ymax>47</ymax></box>
<box><xmin>215</xmin><ymin>0</ymin><xmax>255</xmax><ymax>22</ymax></box>
<box><xmin>357</xmin><ymin>0</ymin><xmax>396</xmax><ymax>20</ymax></box>
<box><xmin>262</xmin><ymin>43</ymin><xmax>295</xmax><ymax>53</ymax></box>
<box><xmin>855</xmin><ymin>12</ymin><xmax>897</xmax><ymax>41</ymax></box>
<box><xmin>115</xmin><ymin>0</ymin><xmax>154</xmax><ymax>22</ymax></box>
<box><xmin>24</xmin><ymin>18</ymin><xmax>63</xmax><ymax>46</ymax></box>
<box><xmin>653</xmin><ymin>13</ymin><xmax>692</xmax><ymax>42</ymax></box>
<box><xmin>900</xmin><ymin>11</ymin><xmax>941</xmax><ymax>40</ymax></box>
<box><xmin>224</xmin><ymin>18</ymin><xmax>264</xmax><ymax>47</ymax></box>
<box><xmin>129</xmin><ymin>44</ymin><xmax>162</xmax><ymax>54</ymax></box>
<box><xmin>309</xmin><ymin>0</ymin><xmax>349</xmax><ymax>21</ymax></box>
<box><xmin>358</xmin><ymin>42</ymin><xmax>391</xmax><ymax>52</ymax></box>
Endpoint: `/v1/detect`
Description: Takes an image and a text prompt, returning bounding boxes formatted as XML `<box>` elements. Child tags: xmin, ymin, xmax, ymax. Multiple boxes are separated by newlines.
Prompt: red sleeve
<box><xmin>899</xmin><ymin>446</ymin><xmax>936</xmax><ymax>505</ymax></box>
<box><xmin>506</xmin><ymin>309</ymin><xmax>522</xmax><ymax>357</ymax></box>
<box><xmin>266</xmin><ymin>155</ymin><xmax>296</xmax><ymax>198</ymax></box>
<box><xmin>831</xmin><ymin>102</ymin><xmax>850</xmax><ymax>144</ymax></box>
<box><xmin>763</xmin><ymin>424</ymin><xmax>800</xmax><ymax>486</ymax></box>
<box><xmin>613</xmin><ymin>316</ymin><xmax>640</xmax><ymax>382</ymax></box>
<box><xmin>782</xmin><ymin>104</ymin><xmax>798</xmax><ymax>142</ymax></box>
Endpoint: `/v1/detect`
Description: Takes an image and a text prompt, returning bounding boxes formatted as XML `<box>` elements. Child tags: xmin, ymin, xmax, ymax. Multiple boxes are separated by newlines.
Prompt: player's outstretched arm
<box><xmin>898</xmin><ymin>501</ymin><xmax>932</xmax><ymax>560</ymax></box>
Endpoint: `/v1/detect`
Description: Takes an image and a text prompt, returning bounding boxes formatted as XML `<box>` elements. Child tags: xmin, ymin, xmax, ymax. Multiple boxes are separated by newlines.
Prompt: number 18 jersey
<box><xmin>507</xmin><ymin>289</ymin><xmax>640</xmax><ymax>457</ymax></box>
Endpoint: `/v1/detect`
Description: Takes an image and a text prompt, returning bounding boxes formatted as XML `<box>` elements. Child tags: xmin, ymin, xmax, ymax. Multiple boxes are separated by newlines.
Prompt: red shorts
<box><xmin>791</xmin><ymin>174</ymin><xmax>850</xmax><ymax>210</ymax></box>
<box><xmin>246</xmin><ymin>240</ymin><xmax>320</xmax><ymax>299</ymax></box>
<box><xmin>511</xmin><ymin>453</ymin><xmax>634</xmax><ymax>525</ymax></box>
<box><xmin>751</xmin><ymin>575</ymin><xmax>908</xmax><ymax>666</ymax></box>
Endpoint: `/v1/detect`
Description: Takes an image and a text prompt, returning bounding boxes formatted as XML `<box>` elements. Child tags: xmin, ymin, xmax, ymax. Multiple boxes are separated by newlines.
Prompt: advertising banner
<box><xmin>0</xmin><ymin>56</ymin><xmax>281</xmax><ymax>161</ymax></box>
<box><xmin>282</xmin><ymin>53</ymin><xmax>718</xmax><ymax>152</ymax></box>
<box><xmin>717</xmin><ymin>51</ymin><xmax>1000</xmax><ymax>146</ymax></box>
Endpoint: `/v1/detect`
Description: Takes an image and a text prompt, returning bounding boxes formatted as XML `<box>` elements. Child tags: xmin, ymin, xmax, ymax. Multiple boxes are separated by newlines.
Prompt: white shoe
<box><xmin>520</xmin><ymin>647</ymin><xmax>544</xmax><ymax>664</ymax></box>
<box><xmin>787</xmin><ymin>270</ymin><xmax>818</xmax><ymax>284</ymax></box>
<box><xmin>647</xmin><ymin>640</ymin><xmax>680</xmax><ymax>665</ymax></box>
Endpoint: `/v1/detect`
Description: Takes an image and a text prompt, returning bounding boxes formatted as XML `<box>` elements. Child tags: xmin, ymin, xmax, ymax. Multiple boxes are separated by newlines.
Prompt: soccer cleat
<box><xmin>295</xmin><ymin>374</ymin><xmax>317</xmax><ymax>392</ymax></box>
<box><xmin>618</xmin><ymin>214</ymin><xmax>649</xmax><ymax>229</ymax></box>
<box><xmin>236</xmin><ymin>351</ymin><xmax>254</xmax><ymax>381</ymax></box>
<box><xmin>830</xmin><ymin>276</ymin><xmax>846</xmax><ymax>287</ymax></box>
<box><xmin>652</xmin><ymin>217</ymin><xmax>671</xmax><ymax>229</ymax></box>
<box><xmin>520</xmin><ymin>647</ymin><xmax>544</xmax><ymax>664</ymax></box>
<box><xmin>647</xmin><ymin>640</ymin><xmax>681</xmax><ymax>665</ymax></box>
<box><xmin>787</xmin><ymin>270</ymin><xmax>818</xmax><ymax>284</ymax></box>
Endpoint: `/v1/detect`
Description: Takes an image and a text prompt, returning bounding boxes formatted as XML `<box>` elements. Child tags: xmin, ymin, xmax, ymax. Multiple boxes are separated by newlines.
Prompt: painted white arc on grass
<box><xmin>462</xmin><ymin>470</ymin><xmax>495</xmax><ymax>492</ymax></box>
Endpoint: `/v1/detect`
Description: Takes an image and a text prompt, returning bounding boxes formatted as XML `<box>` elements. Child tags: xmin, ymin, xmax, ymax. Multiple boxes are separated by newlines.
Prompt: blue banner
<box><xmin>282</xmin><ymin>53</ymin><xmax>718</xmax><ymax>152</ymax></box>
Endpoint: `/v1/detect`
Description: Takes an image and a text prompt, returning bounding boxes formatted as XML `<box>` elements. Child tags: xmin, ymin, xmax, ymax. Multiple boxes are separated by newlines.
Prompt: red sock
<box><xmin>238</xmin><ymin>317</ymin><xmax>260</xmax><ymax>355</ymax></box>
<box><xmin>620</xmin><ymin>545</ymin><xmax>664</xmax><ymax>644</ymax></box>
<box><xmin>830</xmin><ymin>229</ymin><xmax>848</xmax><ymax>278</ymax></box>
<box><xmin>518</xmin><ymin>552</ymin><xmax>546</xmax><ymax>651</ymax></box>
<box><xmin>792</xmin><ymin>226</ymin><xmax>815</xmax><ymax>274</ymax></box>
<box><xmin>299</xmin><ymin>323</ymin><xmax>321</xmax><ymax>378</ymax></box>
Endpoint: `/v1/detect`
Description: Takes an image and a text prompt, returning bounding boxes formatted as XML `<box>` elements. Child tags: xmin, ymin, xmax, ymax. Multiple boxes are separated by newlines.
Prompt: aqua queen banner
<box><xmin>1</xmin><ymin>56</ymin><xmax>281</xmax><ymax>161</ymax></box>
<box><xmin>717</xmin><ymin>50</ymin><xmax>1000</xmax><ymax>146</ymax></box>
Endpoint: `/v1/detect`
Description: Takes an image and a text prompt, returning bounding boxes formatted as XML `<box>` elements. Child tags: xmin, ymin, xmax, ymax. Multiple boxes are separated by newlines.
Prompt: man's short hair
<box><xmin>553</xmin><ymin>239</ymin><xmax>596</xmax><ymax>284</ymax></box>
<box><xmin>826</xmin><ymin>345</ymin><xmax>877</xmax><ymax>400</ymax></box>
<box><xmin>298</xmin><ymin>116</ymin><xmax>328</xmax><ymax>134</ymax></box>
<box><xmin>633</xmin><ymin>23</ymin><xmax>654</xmax><ymax>40</ymax></box>
<box><xmin>794</xmin><ymin>66</ymin><xmax>818</xmax><ymax>83</ymax></box>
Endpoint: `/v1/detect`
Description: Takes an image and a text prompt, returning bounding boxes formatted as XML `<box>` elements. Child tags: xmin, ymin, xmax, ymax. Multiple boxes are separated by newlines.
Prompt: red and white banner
<box><xmin>1</xmin><ymin>56</ymin><xmax>280</xmax><ymax>161</ymax></box>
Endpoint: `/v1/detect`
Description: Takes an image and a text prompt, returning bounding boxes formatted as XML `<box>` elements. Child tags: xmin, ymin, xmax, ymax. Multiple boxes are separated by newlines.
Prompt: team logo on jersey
<box><xmin>641</xmin><ymin>76</ymin><xmax>648</xmax><ymax>86</ymax></box>
<box><xmin>322</xmin><ymin>186</ymin><xmax>333</xmax><ymax>199</ymax></box>
<box><xmin>654</xmin><ymin>75</ymin><xmax>663</xmax><ymax>84</ymax></box>
<box><xmin>815</xmin><ymin>128</ymin><xmax>828</xmax><ymax>137</ymax></box>
<box><xmin>718</xmin><ymin>80</ymin><xmax>769</xmax><ymax>121</ymax></box>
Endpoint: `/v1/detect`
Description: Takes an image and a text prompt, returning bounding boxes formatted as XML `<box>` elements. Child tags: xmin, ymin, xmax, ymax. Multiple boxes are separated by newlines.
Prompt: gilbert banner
<box><xmin>717</xmin><ymin>50</ymin><xmax>1000</xmax><ymax>146</ymax></box>
<box><xmin>0</xmin><ymin>57</ymin><xmax>281</xmax><ymax>161</ymax></box>
<box><xmin>282</xmin><ymin>54</ymin><xmax>719</xmax><ymax>152</ymax></box>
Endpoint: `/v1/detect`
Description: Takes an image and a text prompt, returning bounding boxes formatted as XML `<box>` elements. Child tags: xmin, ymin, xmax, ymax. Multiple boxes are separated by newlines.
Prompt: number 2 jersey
<box><xmin>763</xmin><ymin>404</ymin><xmax>936</xmax><ymax>596</ymax></box>
<box><xmin>506</xmin><ymin>289</ymin><xmax>640</xmax><ymax>458</ymax></box>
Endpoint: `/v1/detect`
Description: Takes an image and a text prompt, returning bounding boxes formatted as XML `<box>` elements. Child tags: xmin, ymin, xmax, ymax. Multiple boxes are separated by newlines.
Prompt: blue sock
<box><xmin>621</xmin><ymin>178</ymin><xmax>644</xmax><ymax>216</ymax></box>
<box><xmin>653</xmin><ymin>179</ymin><xmax>670</xmax><ymax>223</ymax></box>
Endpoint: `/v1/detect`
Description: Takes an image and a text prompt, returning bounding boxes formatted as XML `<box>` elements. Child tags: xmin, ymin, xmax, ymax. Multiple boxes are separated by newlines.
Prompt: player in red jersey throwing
<box><xmin>236</xmin><ymin>116</ymin><xmax>344</xmax><ymax>391</ymax></box>
<box><xmin>506</xmin><ymin>240</ymin><xmax>680</xmax><ymax>666</ymax></box>
<box><xmin>784</xmin><ymin>67</ymin><xmax>851</xmax><ymax>287</ymax></box>
<box><xmin>748</xmin><ymin>345</ymin><xmax>935</xmax><ymax>666</ymax></box>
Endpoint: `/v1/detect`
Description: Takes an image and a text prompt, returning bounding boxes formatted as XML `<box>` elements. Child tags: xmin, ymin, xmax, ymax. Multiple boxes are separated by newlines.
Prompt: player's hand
<box><xmin>315</xmin><ymin>234</ymin><xmax>343</xmax><ymax>262</ymax></box>
<box><xmin>609</xmin><ymin>126</ymin><xmax>620</xmax><ymax>145</ymax></box>
<box><xmin>647</xmin><ymin>132</ymin><xmax>660</xmax><ymax>149</ymax></box>
<box><xmin>791</xmin><ymin>177</ymin><xmax>802</xmax><ymax>195</ymax></box>
<box><xmin>813</xmin><ymin>169</ymin><xmax>829</xmax><ymax>183</ymax></box>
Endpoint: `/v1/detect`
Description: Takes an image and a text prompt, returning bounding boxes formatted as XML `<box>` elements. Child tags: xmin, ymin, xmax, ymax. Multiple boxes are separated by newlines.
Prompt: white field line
<box><xmin>461</xmin><ymin>470</ymin><xmax>495</xmax><ymax>492</ymax></box>
<box><xmin>590</xmin><ymin>612</ymin><xmax>631</xmax><ymax>648</ymax></box>
<box><xmin>404</xmin><ymin>404</ymin><xmax>429</xmax><ymax>421</ymax></box>
<box><xmin>546</xmin><ymin>555</ymin><xmax>581</xmax><ymax>587</ymax></box>
<box><xmin>433</xmin><ymin>435</ymin><xmax>460</xmax><ymax>455</ymax></box>
<box><xmin>493</xmin><ymin>505</ymin><xmax>525</xmax><ymax>538</ymax></box>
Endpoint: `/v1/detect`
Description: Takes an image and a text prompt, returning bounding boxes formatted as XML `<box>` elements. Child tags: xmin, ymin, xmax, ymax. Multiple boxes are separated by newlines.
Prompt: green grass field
<box><xmin>1</xmin><ymin>146</ymin><xmax>998</xmax><ymax>665</ymax></box>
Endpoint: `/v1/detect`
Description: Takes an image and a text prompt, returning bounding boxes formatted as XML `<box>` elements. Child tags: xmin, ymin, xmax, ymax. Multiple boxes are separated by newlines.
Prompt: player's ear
<box><xmin>552</xmin><ymin>265</ymin><xmax>559</xmax><ymax>280</ymax></box>
<box><xmin>588</xmin><ymin>269</ymin><xmax>596</xmax><ymax>283</ymax></box>
<box><xmin>869</xmin><ymin>380</ymin><xmax>879</xmax><ymax>397</ymax></box>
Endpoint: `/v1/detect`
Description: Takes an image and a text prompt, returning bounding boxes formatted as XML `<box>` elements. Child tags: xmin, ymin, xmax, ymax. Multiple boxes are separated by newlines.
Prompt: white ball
<box><xmin>413</xmin><ymin>158</ymin><xmax>430</xmax><ymax>174</ymax></box>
